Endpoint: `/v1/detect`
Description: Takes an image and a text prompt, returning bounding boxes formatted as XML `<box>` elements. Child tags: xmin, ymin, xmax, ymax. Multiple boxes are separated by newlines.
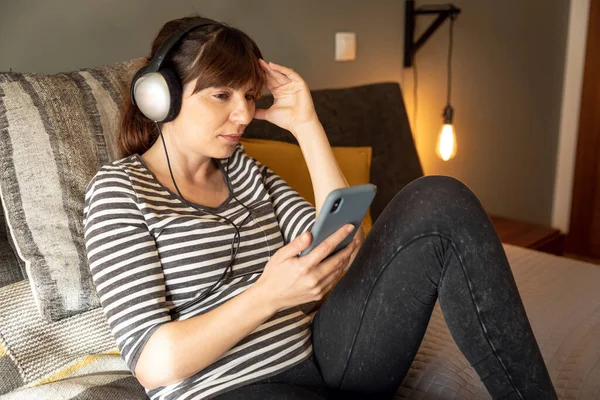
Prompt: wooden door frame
<box><xmin>566</xmin><ymin>0</ymin><xmax>600</xmax><ymax>255</ymax></box>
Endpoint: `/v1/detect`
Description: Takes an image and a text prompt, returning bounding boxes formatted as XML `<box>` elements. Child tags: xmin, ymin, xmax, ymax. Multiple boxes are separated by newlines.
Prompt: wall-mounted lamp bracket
<box><xmin>404</xmin><ymin>0</ymin><xmax>461</xmax><ymax>67</ymax></box>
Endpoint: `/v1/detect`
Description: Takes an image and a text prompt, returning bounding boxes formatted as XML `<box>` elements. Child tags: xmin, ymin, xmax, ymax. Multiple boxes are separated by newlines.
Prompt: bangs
<box><xmin>191</xmin><ymin>27</ymin><xmax>265</xmax><ymax>97</ymax></box>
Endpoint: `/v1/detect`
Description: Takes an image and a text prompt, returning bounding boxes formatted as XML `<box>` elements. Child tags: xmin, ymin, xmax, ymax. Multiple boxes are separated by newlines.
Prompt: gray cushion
<box><xmin>0</xmin><ymin>59</ymin><xmax>142</xmax><ymax>321</ymax></box>
<box><xmin>245</xmin><ymin>82</ymin><xmax>424</xmax><ymax>222</ymax></box>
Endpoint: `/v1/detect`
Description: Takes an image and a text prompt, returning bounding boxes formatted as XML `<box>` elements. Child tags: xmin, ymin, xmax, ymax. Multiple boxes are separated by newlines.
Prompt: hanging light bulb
<box><xmin>436</xmin><ymin>105</ymin><xmax>457</xmax><ymax>161</ymax></box>
<box><xmin>436</xmin><ymin>12</ymin><xmax>458</xmax><ymax>161</ymax></box>
<box><xmin>404</xmin><ymin>2</ymin><xmax>461</xmax><ymax>161</ymax></box>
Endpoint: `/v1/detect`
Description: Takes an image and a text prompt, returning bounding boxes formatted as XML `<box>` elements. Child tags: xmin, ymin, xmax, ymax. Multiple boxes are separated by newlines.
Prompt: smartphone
<box><xmin>298</xmin><ymin>183</ymin><xmax>377</xmax><ymax>257</ymax></box>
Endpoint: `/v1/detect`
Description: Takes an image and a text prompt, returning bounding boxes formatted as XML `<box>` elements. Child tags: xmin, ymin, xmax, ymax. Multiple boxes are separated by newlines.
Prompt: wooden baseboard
<box><xmin>564</xmin><ymin>253</ymin><xmax>600</xmax><ymax>266</ymax></box>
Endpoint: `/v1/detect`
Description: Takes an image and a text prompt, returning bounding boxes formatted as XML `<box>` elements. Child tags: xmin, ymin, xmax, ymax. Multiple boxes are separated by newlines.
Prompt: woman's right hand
<box><xmin>255</xmin><ymin>224</ymin><xmax>359</xmax><ymax>313</ymax></box>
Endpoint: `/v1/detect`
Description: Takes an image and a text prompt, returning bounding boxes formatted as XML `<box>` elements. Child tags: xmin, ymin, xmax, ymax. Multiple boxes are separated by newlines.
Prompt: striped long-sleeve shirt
<box><xmin>82</xmin><ymin>143</ymin><xmax>317</xmax><ymax>399</ymax></box>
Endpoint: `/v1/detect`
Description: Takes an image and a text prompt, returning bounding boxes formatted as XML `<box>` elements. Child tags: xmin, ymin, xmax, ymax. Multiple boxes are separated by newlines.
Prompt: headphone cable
<box><xmin>155</xmin><ymin>122</ymin><xmax>256</xmax><ymax>318</ymax></box>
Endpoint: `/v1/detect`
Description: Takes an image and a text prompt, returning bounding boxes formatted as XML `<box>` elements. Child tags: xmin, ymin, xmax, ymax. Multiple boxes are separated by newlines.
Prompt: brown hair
<box><xmin>118</xmin><ymin>15</ymin><xmax>266</xmax><ymax>158</ymax></box>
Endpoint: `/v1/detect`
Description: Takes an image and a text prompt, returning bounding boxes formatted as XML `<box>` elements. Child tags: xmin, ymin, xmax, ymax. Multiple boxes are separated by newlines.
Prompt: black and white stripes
<box><xmin>83</xmin><ymin>143</ymin><xmax>316</xmax><ymax>399</ymax></box>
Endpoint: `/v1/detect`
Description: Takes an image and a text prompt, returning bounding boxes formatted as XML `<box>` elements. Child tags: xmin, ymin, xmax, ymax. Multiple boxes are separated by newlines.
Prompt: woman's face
<box><xmin>165</xmin><ymin>77</ymin><xmax>257</xmax><ymax>160</ymax></box>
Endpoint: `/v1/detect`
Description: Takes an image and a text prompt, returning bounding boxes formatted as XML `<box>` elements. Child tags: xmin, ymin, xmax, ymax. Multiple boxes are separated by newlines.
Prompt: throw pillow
<box><xmin>240</xmin><ymin>138</ymin><xmax>373</xmax><ymax>233</ymax></box>
<box><xmin>0</xmin><ymin>59</ymin><xmax>142</xmax><ymax>321</ymax></box>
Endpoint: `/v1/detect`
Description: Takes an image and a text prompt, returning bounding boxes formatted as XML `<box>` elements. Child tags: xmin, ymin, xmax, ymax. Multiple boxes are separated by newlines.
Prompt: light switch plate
<box><xmin>335</xmin><ymin>32</ymin><xmax>356</xmax><ymax>61</ymax></box>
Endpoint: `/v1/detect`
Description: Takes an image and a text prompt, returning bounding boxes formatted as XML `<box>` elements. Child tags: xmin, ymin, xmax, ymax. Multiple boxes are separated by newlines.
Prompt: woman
<box><xmin>83</xmin><ymin>15</ymin><xmax>557</xmax><ymax>400</ymax></box>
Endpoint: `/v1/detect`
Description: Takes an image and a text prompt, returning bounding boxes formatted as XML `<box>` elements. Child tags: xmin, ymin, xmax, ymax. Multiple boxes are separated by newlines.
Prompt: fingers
<box><xmin>259</xmin><ymin>59</ymin><xmax>290</xmax><ymax>88</ymax></box>
<box><xmin>318</xmin><ymin>265</ymin><xmax>344</xmax><ymax>296</ymax></box>
<box><xmin>257</xmin><ymin>59</ymin><xmax>278</xmax><ymax>90</ymax></box>
<box><xmin>273</xmin><ymin>231</ymin><xmax>313</xmax><ymax>262</ymax></box>
<box><xmin>307</xmin><ymin>224</ymin><xmax>356</xmax><ymax>265</ymax></box>
<box><xmin>315</xmin><ymin>238</ymin><xmax>357</xmax><ymax>285</ymax></box>
<box><xmin>259</xmin><ymin>58</ymin><xmax>306</xmax><ymax>89</ymax></box>
<box><xmin>266</xmin><ymin>61</ymin><xmax>303</xmax><ymax>82</ymax></box>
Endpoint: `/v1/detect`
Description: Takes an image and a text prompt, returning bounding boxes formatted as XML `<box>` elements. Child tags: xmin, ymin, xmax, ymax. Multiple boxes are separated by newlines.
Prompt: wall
<box><xmin>0</xmin><ymin>0</ymin><xmax>405</xmax><ymax>89</ymax></box>
<box><xmin>0</xmin><ymin>0</ymin><xmax>571</xmax><ymax>226</ymax></box>
<box><xmin>403</xmin><ymin>0</ymin><xmax>570</xmax><ymax>226</ymax></box>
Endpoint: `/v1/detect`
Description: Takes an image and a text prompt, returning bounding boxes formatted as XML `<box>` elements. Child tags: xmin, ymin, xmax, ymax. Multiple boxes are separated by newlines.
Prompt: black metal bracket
<box><xmin>404</xmin><ymin>0</ymin><xmax>461</xmax><ymax>67</ymax></box>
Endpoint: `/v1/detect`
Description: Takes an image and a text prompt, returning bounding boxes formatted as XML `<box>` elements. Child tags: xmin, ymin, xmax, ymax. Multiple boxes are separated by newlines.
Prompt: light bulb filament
<box><xmin>436</xmin><ymin>124</ymin><xmax>457</xmax><ymax>161</ymax></box>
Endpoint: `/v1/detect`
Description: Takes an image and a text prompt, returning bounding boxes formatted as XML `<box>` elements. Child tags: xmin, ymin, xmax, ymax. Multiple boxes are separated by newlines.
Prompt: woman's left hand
<box><xmin>254</xmin><ymin>59</ymin><xmax>318</xmax><ymax>136</ymax></box>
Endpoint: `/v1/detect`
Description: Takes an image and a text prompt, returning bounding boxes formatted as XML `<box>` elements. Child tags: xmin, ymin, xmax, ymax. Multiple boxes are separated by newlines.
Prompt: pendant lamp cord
<box><xmin>447</xmin><ymin>8</ymin><xmax>456</xmax><ymax>106</ymax></box>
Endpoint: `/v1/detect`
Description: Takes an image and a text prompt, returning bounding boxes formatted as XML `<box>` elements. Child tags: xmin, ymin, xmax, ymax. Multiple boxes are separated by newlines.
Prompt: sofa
<box><xmin>1</xmin><ymin>58</ymin><xmax>599</xmax><ymax>400</ymax></box>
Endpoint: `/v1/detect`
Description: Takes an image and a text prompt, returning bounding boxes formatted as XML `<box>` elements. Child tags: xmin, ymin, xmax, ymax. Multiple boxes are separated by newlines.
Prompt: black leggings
<box><xmin>213</xmin><ymin>176</ymin><xmax>557</xmax><ymax>399</ymax></box>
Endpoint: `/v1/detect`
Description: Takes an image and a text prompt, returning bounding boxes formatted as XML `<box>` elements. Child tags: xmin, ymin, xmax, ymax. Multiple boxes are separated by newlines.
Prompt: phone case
<box><xmin>298</xmin><ymin>183</ymin><xmax>377</xmax><ymax>257</ymax></box>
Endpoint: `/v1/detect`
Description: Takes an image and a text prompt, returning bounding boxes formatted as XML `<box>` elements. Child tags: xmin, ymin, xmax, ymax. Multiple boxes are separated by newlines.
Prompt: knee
<box><xmin>410</xmin><ymin>175</ymin><xmax>474</xmax><ymax>199</ymax></box>
<box><xmin>387</xmin><ymin>175</ymin><xmax>485</xmax><ymax>221</ymax></box>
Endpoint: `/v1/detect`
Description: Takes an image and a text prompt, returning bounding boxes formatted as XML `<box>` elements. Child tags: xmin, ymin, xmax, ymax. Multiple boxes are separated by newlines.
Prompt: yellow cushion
<box><xmin>240</xmin><ymin>138</ymin><xmax>373</xmax><ymax>234</ymax></box>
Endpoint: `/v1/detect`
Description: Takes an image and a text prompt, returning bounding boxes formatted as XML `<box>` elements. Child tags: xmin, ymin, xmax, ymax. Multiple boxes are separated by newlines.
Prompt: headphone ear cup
<box><xmin>159</xmin><ymin>68</ymin><xmax>183</xmax><ymax>123</ymax></box>
<box><xmin>130</xmin><ymin>66</ymin><xmax>148</xmax><ymax>108</ymax></box>
<box><xmin>132</xmin><ymin>71</ymin><xmax>171</xmax><ymax>122</ymax></box>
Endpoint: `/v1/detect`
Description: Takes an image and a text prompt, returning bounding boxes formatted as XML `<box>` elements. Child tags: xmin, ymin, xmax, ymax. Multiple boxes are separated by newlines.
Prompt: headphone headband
<box><xmin>146</xmin><ymin>17</ymin><xmax>220</xmax><ymax>73</ymax></box>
